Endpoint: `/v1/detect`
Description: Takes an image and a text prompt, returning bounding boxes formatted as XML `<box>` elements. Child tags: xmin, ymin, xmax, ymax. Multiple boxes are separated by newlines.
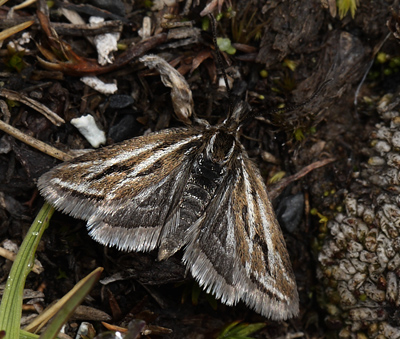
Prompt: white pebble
<box><xmin>70</xmin><ymin>115</ymin><xmax>106</xmax><ymax>148</ymax></box>
<box><xmin>81</xmin><ymin>76</ymin><xmax>118</xmax><ymax>95</ymax></box>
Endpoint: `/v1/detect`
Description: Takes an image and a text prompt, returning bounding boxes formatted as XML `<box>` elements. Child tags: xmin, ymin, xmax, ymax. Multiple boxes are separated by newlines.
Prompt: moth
<box><xmin>38</xmin><ymin>55</ymin><xmax>299</xmax><ymax>320</ymax></box>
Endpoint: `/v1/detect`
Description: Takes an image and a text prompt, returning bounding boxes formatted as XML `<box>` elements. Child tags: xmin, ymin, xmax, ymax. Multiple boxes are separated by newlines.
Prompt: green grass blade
<box><xmin>20</xmin><ymin>329</ymin><xmax>40</xmax><ymax>339</ymax></box>
<box><xmin>0</xmin><ymin>202</ymin><xmax>54</xmax><ymax>339</ymax></box>
<box><xmin>217</xmin><ymin>320</ymin><xmax>242</xmax><ymax>338</ymax></box>
<box><xmin>38</xmin><ymin>267</ymin><xmax>103</xmax><ymax>339</ymax></box>
<box><xmin>217</xmin><ymin>321</ymin><xmax>266</xmax><ymax>339</ymax></box>
<box><xmin>20</xmin><ymin>324</ymin><xmax>63</xmax><ymax>339</ymax></box>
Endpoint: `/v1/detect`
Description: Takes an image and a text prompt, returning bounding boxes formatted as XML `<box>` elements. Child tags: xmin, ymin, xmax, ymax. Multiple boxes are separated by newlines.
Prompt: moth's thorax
<box><xmin>176</xmin><ymin>130</ymin><xmax>237</xmax><ymax>230</ymax></box>
<box><xmin>205</xmin><ymin>129</ymin><xmax>237</xmax><ymax>165</ymax></box>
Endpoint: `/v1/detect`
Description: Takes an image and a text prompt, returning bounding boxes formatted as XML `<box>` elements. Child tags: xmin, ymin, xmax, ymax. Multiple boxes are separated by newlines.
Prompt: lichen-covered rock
<box><xmin>318</xmin><ymin>100</ymin><xmax>400</xmax><ymax>338</ymax></box>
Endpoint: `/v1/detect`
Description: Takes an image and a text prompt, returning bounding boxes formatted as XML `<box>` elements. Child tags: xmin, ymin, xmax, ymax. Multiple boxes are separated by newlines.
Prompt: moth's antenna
<box><xmin>208</xmin><ymin>14</ymin><xmax>233</xmax><ymax>106</ymax></box>
<box><xmin>266</xmin><ymin>78</ymin><xmax>332</xmax><ymax>116</ymax></box>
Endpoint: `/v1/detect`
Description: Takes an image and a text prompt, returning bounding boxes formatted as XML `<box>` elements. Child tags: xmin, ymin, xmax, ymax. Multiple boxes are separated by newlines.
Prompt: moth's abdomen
<box><xmin>180</xmin><ymin>155</ymin><xmax>224</xmax><ymax>224</ymax></box>
<box><xmin>157</xmin><ymin>153</ymin><xmax>226</xmax><ymax>260</ymax></box>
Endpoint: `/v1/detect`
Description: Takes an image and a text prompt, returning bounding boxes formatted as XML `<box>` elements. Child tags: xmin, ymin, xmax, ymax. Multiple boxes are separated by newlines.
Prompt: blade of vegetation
<box><xmin>13</xmin><ymin>0</ymin><xmax>38</xmax><ymax>11</ymax></box>
<box><xmin>0</xmin><ymin>203</ymin><xmax>54</xmax><ymax>339</ymax></box>
<box><xmin>0</xmin><ymin>21</ymin><xmax>35</xmax><ymax>41</ymax></box>
<box><xmin>217</xmin><ymin>320</ymin><xmax>266</xmax><ymax>339</ymax></box>
<box><xmin>20</xmin><ymin>330</ymin><xmax>40</xmax><ymax>339</ymax></box>
<box><xmin>337</xmin><ymin>0</ymin><xmax>359</xmax><ymax>19</ymax></box>
<box><xmin>25</xmin><ymin>267</ymin><xmax>103</xmax><ymax>339</ymax></box>
<box><xmin>36</xmin><ymin>267</ymin><xmax>103</xmax><ymax>339</ymax></box>
<box><xmin>218</xmin><ymin>320</ymin><xmax>242</xmax><ymax>337</ymax></box>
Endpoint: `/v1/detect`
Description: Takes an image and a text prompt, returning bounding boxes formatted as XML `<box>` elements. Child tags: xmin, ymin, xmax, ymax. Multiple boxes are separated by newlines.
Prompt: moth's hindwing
<box><xmin>182</xmin><ymin>143</ymin><xmax>299</xmax><ymax>320</ymax></box>
<box><xmin>38</xmin><ymin>127</ymin><xmax>204</xmax><ymax>252</ymax></box>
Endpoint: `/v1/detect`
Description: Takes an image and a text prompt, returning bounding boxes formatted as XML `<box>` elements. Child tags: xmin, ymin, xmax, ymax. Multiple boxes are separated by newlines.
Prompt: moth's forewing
<box><xmin>182</xmin><ymin>143</ymin><xmax>299</xmax><ymax>320</ymax></box>
<box><xmin>239</xmin><ymin>154</ymin><xmax>299</xmax><ymax>319</ymax></box>
<box><xmin>38</xmin><ymin>127</ymin><xmax>204</xmax><ymax>252</ymax></box>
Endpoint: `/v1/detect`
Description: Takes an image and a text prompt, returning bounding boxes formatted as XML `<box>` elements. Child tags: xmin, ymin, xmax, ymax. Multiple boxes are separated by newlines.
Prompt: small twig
<box><xmin>37</xmin><ymin>32</ymin><xmax>168</xmax><ymax>76</ymax></box>
<box><xmin>0</xmin><ymin>16</ymin><xmax>122</xmax><ymax>37</ymax></box>
<box><xmin>0</xmin><ymin>88</ymin><xmax>65</xmax><ymax>126</ymax></box>
<box><xmin>11</xmin><ymin>0</ymin><xmax>37</xmax><ymax>11</ymax></box>
<box><xmin>0</xmin><ymin>247</ymin><xmax>43</xmax><ymax>274</ymax></box>
<box><xmin>0</xmin><ymin>16</ymin><xmax>37</xmax><ymax>30</ymax></box>
<box><xmin>0</xmin><ymin>120</ymin><xmax>72</xmax><ymax>161</ymax></box>
<box><xmin>52</xmin><ymin>20</ymin><xmax>123</xmax><ymax>36</ymax></box>
<box><xmin>56</xmin><ymin>1</ymin><xmax>128</xmax><ymax>22</ymax></box>
<box><xmin>0</xmin><ymin>98</ymin><xmax>69</xmax><ymax>161</ymax></box>
<box><xmin>0</xmin><ymin>20</ymin><xmax>34</xmax><ymax>41</ymax></box>
<box><xmin>160</xmin><ymin>20</ymin><xmax>194</xmax><ymax>29</ymax></box>
<box><xmin>181</xmin><ymin>0</ymin><xmax>193</xmax><ymax>15</ymax></box>
<box><xmin>269</xmin><ymin>158</ymin><xmax>336</xmax><ymax>200</ymax></box>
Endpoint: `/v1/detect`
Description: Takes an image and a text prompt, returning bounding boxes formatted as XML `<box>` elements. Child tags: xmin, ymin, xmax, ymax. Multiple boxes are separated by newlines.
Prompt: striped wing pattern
<box><xmin>38</xmin><ymin>124</ymin><xmax>299</xmax><ymax>320</ymax></box>
<box><xmin>38</xmin><ymin>127</ymin><xmax>203</xmax><ymax>252</ymax></box>
<box><xmin>182</xmin><ymin>145</ymin><xmax>298</xmax><ymax>320</ymax></box>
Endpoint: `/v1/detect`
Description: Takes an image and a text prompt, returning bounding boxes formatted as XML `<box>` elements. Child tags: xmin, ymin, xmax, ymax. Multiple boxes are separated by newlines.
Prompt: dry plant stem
<box><xmin>12</xmin><ymin>0</ymin><xmax>37</xmax><ymax>11</ymax></box>
<box><xmin>0</xmin><ymin>20</ymin><xmax>34</xmax><ymax>41</ymax></box>
<box><xmin>269</xmin><ymin>158</ymin><xmax>336</xmax><ymax>200</ymax></box>
<box><xmin>101</xmin><ymin>321</ymin><xmax>170</xmax><ymax>336</ymax></box>
<box><xmin>0</xmin><ymin>247</ymin><xmax>42</xmax><ymax>274</ymax></box>
<box><xmin>0</xmin><ymin>89</ymin><xmax>65</xmax><ymax>126</ymax></box>
<box><xmin>161</xmin><ymin>21</ymin><xmax>194</xmax><ymax>29</ymax></box>
<box><xmin>87</xmin><ymin>32</ymin><xmax>168</xmax><ymax>73</ymax></box>
<box><xmin>53</xmin><ymin>20</ymin><xmax>123</xmax><ymax>36</ymax></box>
<box><xmin>57</xmin><ymin>2</ymin><xmax>127</xmax><ymax>22</ymax></box>
<box><xmin>0</xmin><ymin>17</ymin><xmax>123</xmax><ymax>36</ymax></box>
<box><xmin>36</xmin><ymin>8</ymin><xmax>168</xmax><ymax>75</ymax></box>
<box><xmin>59</xmin><ymin>7</ymin><xmax>95</xmax><ymax>46</ymax></box>
<box><xmin>181</xmin><ymin>0</ymin><xmax>193</xmax><ymax>15</ymax></box>
<box><xmin>24</xmin><ymin>267</ymin><xmax>104</xmax><ymax>333</ymax></box>
<box><xmin>0</xmin><ymin>16</ymin><xmax>37</xmax><ymax>29</ymax></box>
<box><xmin>0</xmin><ymin>120</ymin><xmax>72</xmax><ymax>161</ymax></box>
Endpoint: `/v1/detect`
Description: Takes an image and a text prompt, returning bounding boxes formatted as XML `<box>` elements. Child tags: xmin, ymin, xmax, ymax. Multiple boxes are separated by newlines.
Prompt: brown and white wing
<box><xmin>38</xmin><ymin>127</ymin><xmax>204</xmax><ymax>252</ymax></box>
<box><xmin>182</xmin><ymin>150</ymin><xmax>299</xmax><ymax>320</ymax></box>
